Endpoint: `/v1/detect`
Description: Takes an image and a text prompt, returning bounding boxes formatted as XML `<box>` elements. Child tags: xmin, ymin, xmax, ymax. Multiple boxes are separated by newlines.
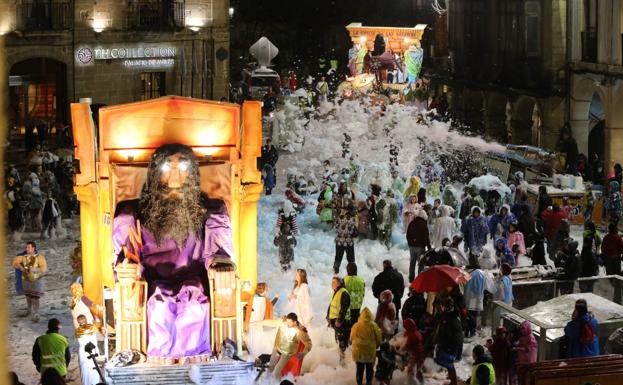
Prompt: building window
<box><xmin>582</xmin><ymin>0</ymin><xmax>599</xmax><ymax>63</ymax></box>
<box><xmin>524</xmin><ymin>1</ymin><xmax>541</xmax><ymax>56</ymax></box>
<box><xmin>140</xmin><ymin>72</ymin><xmax>165</xmax><ymax>100</ymax></box>
<box><xmin>16</xmin><ymin>0</ymin><xmax>73</xmax><ymax>31</ymax></box>
<box><xmin>127</xmin><ymin>0</ymin><xmax>185</xmax><ymax>30</ymax></box>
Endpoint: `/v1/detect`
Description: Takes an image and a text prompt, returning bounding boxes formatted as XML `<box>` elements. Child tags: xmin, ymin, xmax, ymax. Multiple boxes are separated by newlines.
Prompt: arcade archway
<box><xmin>8</xmin><ymin>57</ymin><xmax>68</xmax><ymax>137</ymax></box>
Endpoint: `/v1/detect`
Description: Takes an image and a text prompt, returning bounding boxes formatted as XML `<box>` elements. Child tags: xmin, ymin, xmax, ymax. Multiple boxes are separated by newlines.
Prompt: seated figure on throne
<box><xmin>112</xmin><ymin>143</ymin><xmax>234</xmax><ymax>364</ymax></box>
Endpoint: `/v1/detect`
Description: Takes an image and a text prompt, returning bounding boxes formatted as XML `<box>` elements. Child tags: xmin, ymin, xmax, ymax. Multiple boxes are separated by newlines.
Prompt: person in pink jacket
<box><xmin>506</xmin><ymin>221</ymin><xmax>526</xmax><ymax>256</ymax></box>
<box><xmin>514</xmin><ymin>320</ymin><xmax>537</xmax><ymax>364</ymax></box>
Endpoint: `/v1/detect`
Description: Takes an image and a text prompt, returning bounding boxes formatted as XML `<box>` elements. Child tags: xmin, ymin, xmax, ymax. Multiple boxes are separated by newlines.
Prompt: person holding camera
<box><xmin>75</xmin><ymin>314</ymin><xmax>105</xmax><ymax>385</ymax></box>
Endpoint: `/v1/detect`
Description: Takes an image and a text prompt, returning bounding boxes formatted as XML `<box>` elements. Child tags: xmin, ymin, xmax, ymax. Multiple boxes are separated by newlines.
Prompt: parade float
<box><xmin>343</xmin><ymin>23</ymin><xmax>427</xmax><ymax>98</ymax></box>
<box><xmin>71</xmin><ymin>96</ymin><xmax>263</xmax><ymax>383</ymax></box>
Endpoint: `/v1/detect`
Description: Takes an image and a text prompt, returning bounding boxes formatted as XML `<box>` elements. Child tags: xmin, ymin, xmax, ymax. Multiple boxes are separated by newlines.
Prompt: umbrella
<box><xmin>410</xmin><ymin>265</ymin><xmax>470</xmax><ymax>293</ymax></box>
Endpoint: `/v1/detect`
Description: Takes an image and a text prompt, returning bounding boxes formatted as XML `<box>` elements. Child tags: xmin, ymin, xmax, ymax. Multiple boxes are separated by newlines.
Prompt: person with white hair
<box><xmin>275</xmin><ymin>200</ymin><xmax>299</xmax><ymax>271</ymax></box>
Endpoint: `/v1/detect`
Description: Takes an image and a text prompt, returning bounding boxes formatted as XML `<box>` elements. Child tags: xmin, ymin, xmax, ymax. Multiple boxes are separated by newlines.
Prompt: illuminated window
<box><xmin>140</xmin><ymin>72</ymin><xmax>165</xmax><ymax>100</ymax></box>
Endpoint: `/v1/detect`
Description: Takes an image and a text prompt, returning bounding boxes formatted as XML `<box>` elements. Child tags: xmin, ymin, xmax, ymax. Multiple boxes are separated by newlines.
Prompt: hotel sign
<box><xmin>76</xmin><ymin>44</ymin><xmax>177</xmax><ymax>69</ymax></box>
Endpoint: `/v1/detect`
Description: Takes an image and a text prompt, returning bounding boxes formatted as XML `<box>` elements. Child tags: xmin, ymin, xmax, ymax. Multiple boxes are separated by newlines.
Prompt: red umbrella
<box><xmin>410</xmin><ymin>265</ymin><xmax>470</xmax><ymax>293</ymax></box>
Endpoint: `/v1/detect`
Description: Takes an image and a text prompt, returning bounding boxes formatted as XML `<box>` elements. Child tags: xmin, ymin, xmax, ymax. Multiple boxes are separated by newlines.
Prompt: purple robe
<box><xmin>113</xmin><ymin>208</ymin><xmax>234</xmax><ymax>358</ymax></box>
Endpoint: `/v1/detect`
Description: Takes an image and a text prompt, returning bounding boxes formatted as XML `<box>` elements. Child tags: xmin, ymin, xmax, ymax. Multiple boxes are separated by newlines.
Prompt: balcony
<box><xmin>16</xmin><ymin>0</ymin><xmax>73</xmax><ymax>31</ymax></box>
<box><xmin>581</xmin><ymin>29</ymin><xmax>598</xmax><ymax>63</ymax></box>
<box><xmin>127</xmin><ymin>0</ymin><xmax>185</xmax><ymax>31</ymax></box>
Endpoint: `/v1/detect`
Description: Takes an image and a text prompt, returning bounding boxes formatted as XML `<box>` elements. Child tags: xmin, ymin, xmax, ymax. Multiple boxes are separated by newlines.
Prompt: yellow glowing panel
<box><xmin>99</xmin><ymin>96</ymin><xmax>240</xmax><ymax>155</ymax></box>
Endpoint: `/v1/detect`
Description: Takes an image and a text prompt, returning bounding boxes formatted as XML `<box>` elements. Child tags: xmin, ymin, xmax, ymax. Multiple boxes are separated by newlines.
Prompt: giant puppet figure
<box><xmin>112</xmin><ymin>143</ymin><xmax>234</xmax><ymax>363</ymax></box>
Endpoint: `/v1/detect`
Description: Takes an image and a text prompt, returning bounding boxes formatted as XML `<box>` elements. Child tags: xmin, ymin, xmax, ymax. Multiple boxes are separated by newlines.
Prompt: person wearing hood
<box><xmin>442</xmin><ymin>186</ymin><xmax>458</xmax><ymax>212</ymax></box>
<box><xmin>333</xmin><ymin>204</ymin><xmax>357</xmax><ymax>274</ymax></box>
<box><xmin>350</xmin><ymin>307</ymin><xmax>382</xmax><ymax>385</ymax></box>
<box><xmin>514</xmin><ymin>320</ymin><xmax>537</xmax><ymax>365</ymax></box>
<box><xmin>464</xmin><ymin>265</ymin><xmax>492</xmax><ymax>337</ymax></box>
<box><xmin>400</xmin><ymin>318</ymin><xmax>425</xmax><ymax>383</ymax></box>
<box><xmin>433</xmin><ymin>296</ymin><xmax>463</xmax><ymax>385</ymax></box>
<box><xmin>506</xmin><ymin>221</ymin><xmax>526</xmax><ymax>256</ymax></box>
<box><xmin>406</xmin><ymin>207</ymin><xmax>431</xmax><ymax>281</ymax></box>
<box><xmin>462</xmin><ymin>207</ymin><xmax>489</xmax><ymax>256</ymax></box>
<box><xmin>488</xmin><ymin>205</ymin><xmax>515</xmax><ymax>242</ymax></box>
<box><xmin>391</xmin><ymin>170</ymin><xmax>406</xmax><ymax>195</ymax></box>
<box><xmin>376</xmin><ymin>190</ymin><xmax>399</xmax><ymax>250</ymax></box>
<box><xmin>563</xmin><ymin>299</ymin><xmax>599</xmax><ymax>358</ymax></box>
<box><xmin>372</xmin><ymin>260</ymin><xmax>405</xmax><ymax>319</ymax></box>
<box><xmin>317</xmin><ymin>183</ymin><xmax>334</xmax><ymax>224</ymax></box>
<box><xmin>275</xmin><ymin>200</ymin><xmax>299</xmax><ymax>271</ymax></box>
<box><xmin>460</xmin><ymin>185</ymin><xmax>485</xmax><ymax>221</ymax></box>
<box><xmin>486</xmin><ymin>326</ymin><xmax>511</xmax><ymax>385</ymax></box>
<box><xmin>466</xmin><ymin>344</ymin><xmax>495</xmax><ymax>385</ymax></box>
<box><xmin>403</xmin><ymin>176</ymin><xmax>421</xmax><ymax>199</ymax></box>
<box><xmin>432</xmin><ymin>205</ymin><xmax>457</xmax><ymax>249</ymax></box>
<box><xmin>375</xmin><ymin>290</ymin><xmax>397</xmax><ymax>340</ymax></box>
<box><xmin>554</xmin><ymin>239</ymin><xmax>581</xmax><ymax>295</ymax></box>
<box><xmin>606</xmin><ymin>180</ymin><xmax>622</xmax><ymax>225</ymax></box>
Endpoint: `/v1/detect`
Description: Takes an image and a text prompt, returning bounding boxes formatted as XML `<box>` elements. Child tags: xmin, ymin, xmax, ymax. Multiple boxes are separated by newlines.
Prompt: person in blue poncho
<box><xmin>461</xmin><ymin>206</ymin><xmax>489</xmax><ymax>255</ymax></box>
<box><xmin>563</xmin><ymin>298</ymin><xmax>599</xmax><ymax>358</ymax></box>
<box><xmin>494</xmin><ymin>237</ymin><xmax>516</xmax><ymax>267</ymax></box>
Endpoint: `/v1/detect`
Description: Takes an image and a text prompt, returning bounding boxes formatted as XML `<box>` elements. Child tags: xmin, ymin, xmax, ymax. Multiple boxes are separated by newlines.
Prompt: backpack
<box><xmin>580</xmin><ymin>319</ymin><xmax>595</xmax><ymax>344</ymax></box>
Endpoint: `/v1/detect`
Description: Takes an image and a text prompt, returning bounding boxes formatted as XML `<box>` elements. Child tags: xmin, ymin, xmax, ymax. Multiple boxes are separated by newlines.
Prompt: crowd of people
<box><xmin>5</xmin><ymin>143</ymin><xmax>77</xmax><ymax>242</ymax></box>
<box><xmin>257</xmin><ymin>135</ymin><xmax>623</xmax><ymax>384</ymax></box>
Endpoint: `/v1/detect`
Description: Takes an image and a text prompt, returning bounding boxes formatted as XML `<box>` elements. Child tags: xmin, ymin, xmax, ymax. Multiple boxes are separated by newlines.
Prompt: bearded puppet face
<box><xmin>140</xmin><ymin>144</ymin><xmax>206</xmax><ymax>246</ymax></box>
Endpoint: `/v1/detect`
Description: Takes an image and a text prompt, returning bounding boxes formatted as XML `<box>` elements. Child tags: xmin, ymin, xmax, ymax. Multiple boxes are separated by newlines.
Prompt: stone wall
<box><xmin>5</xmin><ymin>0</ymin><xmax>230</xmax><ymax>106</ymax></box>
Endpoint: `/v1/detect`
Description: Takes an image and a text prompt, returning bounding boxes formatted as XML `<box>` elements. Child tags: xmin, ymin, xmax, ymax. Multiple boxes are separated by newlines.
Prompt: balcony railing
<box><xmin>127</xmin><ymin>0</ymin><xmax>185</xmax><ymax>30</ymax></box>
<box><xmin>16</xmin><ymin>0</ymin><xmax>73</xmax><ymax>31</ymax></box>
<box><xmin>581</xmin><ymin>29</ymin><xmax>598</xmax><ymax>63</ymax></box>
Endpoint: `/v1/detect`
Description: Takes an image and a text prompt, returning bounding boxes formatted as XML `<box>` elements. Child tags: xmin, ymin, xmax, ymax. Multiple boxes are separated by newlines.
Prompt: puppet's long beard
<box><xmin>141</xmin><ymin>185</ymin><xmax>205</xmax><ymax>246</ymax></box>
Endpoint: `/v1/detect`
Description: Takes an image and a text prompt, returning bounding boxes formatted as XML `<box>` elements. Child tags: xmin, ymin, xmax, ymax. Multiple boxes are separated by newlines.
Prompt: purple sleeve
<box><xmin>112</xmin><ymin>213</ymin><xmax>136</xmax><ymax>257</ymax></box>
<box><xmin>203</xmin><ymin>212</ymin><xmax>234</xmax><ymax>267</ymax></box>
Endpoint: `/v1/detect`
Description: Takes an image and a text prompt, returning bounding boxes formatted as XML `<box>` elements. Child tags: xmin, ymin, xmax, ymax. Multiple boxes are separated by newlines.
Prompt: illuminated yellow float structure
<box><xmin>71</xmin><ymin>96</ymin><xmax>262</xmax><ymax>363</ymax></box>
<box><xmin>346</xmin><ymin>22</ymin><xmax>427</xmax><ymax>54</ymax></box>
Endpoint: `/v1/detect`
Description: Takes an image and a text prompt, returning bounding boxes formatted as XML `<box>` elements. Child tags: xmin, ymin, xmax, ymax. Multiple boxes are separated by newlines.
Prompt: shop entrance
<box><xmin>8</xmin><ymin>57</ymin><xmax>68</xmax><ymax>150</ymax></box>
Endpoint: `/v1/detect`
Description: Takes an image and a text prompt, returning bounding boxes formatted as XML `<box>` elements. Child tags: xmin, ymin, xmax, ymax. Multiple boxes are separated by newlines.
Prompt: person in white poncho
<box><xmin>431</xmin><ymin>205</ymin><xmax>457</xmax><ymax>249</ymax></box>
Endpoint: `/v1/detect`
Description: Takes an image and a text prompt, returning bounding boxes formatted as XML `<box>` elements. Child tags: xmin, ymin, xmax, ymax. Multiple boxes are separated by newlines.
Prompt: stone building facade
<box><xmin>442</xmin><ymin>0</ymin><xmax>623</xmax><ymax>169</ymax></box>
<box><xmin>2</xmin><ymin>0</ymin><xmax>230</xmax><ymax>130</ymax></box>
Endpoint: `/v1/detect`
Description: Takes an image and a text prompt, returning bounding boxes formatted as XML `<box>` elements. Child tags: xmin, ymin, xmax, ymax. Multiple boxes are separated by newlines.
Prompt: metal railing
<box><xmin>126</xmin><ymin>0</ymin><xmax>185</xmax><ymax>30</ymax></box>
<box><xmin>491</xmin><ymin>275</ymin><xmax>623</xmax><ymax>361</ymax></box>
<box><xmin>16</xmin><ymin>0</ymin><xmax>73</xmax><ymax>31</ymax></box>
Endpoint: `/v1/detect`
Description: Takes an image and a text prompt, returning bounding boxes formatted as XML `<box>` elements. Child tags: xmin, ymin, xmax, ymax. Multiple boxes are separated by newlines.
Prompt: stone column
<box><xmin>539</xmin><ymin>96</ymin><xmax>567</xmax><ymax>151</ymax></box>
<box><xmin>484</xmin><ymin>91</ymin><xmax>509</xmax><ymax>143</ymax></box>
<box><xmin>612</xmin><ymin>0</ymin><xmax>622</xmax><ymax>65</ymax></box>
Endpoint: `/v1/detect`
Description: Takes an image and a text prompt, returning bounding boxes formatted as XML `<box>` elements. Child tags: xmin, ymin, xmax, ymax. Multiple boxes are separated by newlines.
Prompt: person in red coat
<box><xmin>541</xmin><ymin>205</ymin><xmax>568</xmax><ymax>242</ymax></box>
<box><xmin>400</xmin><ymin>318</ymin><xmax>424</xmax><ymax>383</ymax></box>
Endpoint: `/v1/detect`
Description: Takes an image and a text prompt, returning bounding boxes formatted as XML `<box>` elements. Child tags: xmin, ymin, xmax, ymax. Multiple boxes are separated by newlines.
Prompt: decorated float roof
<box><xmin>346</xmin><ymin>22</ymin><xmax>427</xmax><ymax>53</ymax></box>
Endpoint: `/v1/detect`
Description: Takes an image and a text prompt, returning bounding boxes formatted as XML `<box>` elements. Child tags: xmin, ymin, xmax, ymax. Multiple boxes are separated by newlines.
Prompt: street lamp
<box><xmin>229</xmin><ymin>7</ymin><xmax>235</xmax><ymax>18</ymax></box>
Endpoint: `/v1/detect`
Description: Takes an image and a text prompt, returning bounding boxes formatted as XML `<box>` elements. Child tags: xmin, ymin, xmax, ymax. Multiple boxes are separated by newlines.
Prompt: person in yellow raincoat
<box><xmin>350</xmin><ymin>307</ymin><xmax>382</xmax><ymax>385</ymax></box>
<box><xmin>403</xmin><ymin>176</ymin><xmax>421</xmax><ymax>199</ymax></box>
